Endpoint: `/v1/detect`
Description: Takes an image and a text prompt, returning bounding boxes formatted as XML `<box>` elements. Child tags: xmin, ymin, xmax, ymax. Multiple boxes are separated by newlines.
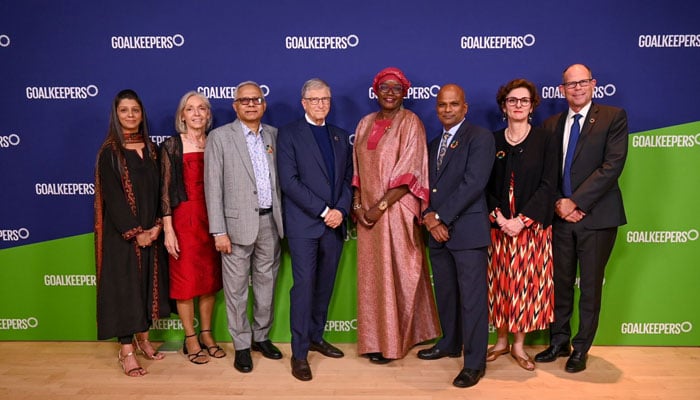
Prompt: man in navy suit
<box><xmin>276</xmin><ymin>78</ymin><xmax>353</xmax><ymax>381</ymax></box>
<box><xmin>535</xmin><ymin>64</ymin><xmax>628</xmax><ymax>373</ymax></box>
<box><xmin>417</xmin><ymin>84</ymin><xmax>495</xmax><ymax>388</ymax></box>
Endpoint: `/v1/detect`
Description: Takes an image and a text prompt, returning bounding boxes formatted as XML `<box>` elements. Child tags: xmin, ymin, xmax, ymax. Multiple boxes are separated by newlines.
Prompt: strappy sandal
<box><xmin>134</xmin><ymin>335</ymin><xmax>165</xmax><ymax>360</ymax></box>
<box><xmin>510</xmin><ymin>349</ymin><xmax>536</xmax><ymax>371</ymax></box>
<box><xmin>118</xmin><ymin>350</ymin><xmax>147</xmax><ymax>377</ymax></box>
<box><xmin>486</xmin><ymin>344</ymin><xmax>510</xmax><ymax>362</ymax></box>
<box><xmin>183</xmin><ymin>333</ymin><xmax>209</xmax><ymax>364</ymax></box>
<box><xmin>199</xmin><ymin>329</ymin><xmax>226</xmax><ymax>358</ymax></box>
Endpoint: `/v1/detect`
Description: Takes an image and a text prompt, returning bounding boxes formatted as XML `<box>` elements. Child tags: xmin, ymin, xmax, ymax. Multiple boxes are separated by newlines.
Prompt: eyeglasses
<box><xmin>562</xmin><ymin>78</ymin><xmax>594</xmax><ymax>89</ymax></box>
<box><xmin>377</xmin><ymin>83</ymin><xmax>404</xmax><ymax>95</ymax></box>
<box><xmin>235</xmin><ymin>97</ymin><xmax>264</xmax><ymax>105</ymax></box>
<box><xmin>303</xmin><ymin>97</ymin><xmax>331</xmax><ymax>105</ymax></box>
<box><xmin>505</xmin><ymin>97</ymin><xmax>532</xmax><ymax>106</ymax></box>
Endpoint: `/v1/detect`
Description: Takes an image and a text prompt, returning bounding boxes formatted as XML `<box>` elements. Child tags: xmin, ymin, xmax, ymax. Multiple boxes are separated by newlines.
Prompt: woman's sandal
<box><xmin>183</xmin><ymin>333</ymin><xmax>209</xmax><ymax>364</ymax></box>
<box><xmin>510</xmin><ymin>349</ymin><xmax>536</xmax><ymax>371</ymax></box>
<box><xmin>118</xmin><ymin>350</ymin><xmax>147</xmax><ymax>377</ymax></box>
<box><xmin>134</xmin><ymin>335</ymin><xmax>165</xmax><ymax>360</ymax></box>
<box><xmin>199</xmin><ymin>329</ymin><xmax>226</xmax><ymax>358</ymax></box>
<box><xmin>486</xmin><ymin>344</ymin><xmax>510</xmax><ymax>362</ymax></box>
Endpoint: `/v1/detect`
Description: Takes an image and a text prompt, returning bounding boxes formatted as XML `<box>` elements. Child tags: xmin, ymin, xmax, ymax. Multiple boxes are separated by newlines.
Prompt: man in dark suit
<box><xmin>418</xmin><ymin>84</ymin><xmax>495</xmax><ymax>388</ymax></box>
<box><xmin>535</xmin><ymin>64</ymin><xmax>628</xmax><ymax>373</ymax></box>
<box><xmin>276</xmin><ymin>78</ymin><xmax>352</xmax><ymax>381</ymax></box>
<box><xmin>204</xmin><ymin>81</ymin><xmax>284</xmax><ymax>373</ymax></box>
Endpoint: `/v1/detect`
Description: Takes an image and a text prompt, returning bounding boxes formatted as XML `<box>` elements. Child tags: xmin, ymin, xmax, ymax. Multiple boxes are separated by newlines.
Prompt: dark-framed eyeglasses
<box><xmin>562</xmin><ymin>78</ymin><xmax>594</xmax><ymax>89</ymax></box>
<box><xmin>235</xmin><ymin>97</ymin><xmax>264</xmax><ymax>105</ymax></box>
<box><xmin>377</xmin><ymin>83</ymin><xmax>404</xmax><ymax>95</ymax></box>
<box><xmin>303</xmin><ymin>97</ymin><xmax>331</xmax><ymax>105</ymax></box>
<box><xmin>505</xmin><ymin>97</ymin><xmax>532</xmax><ymax>106</ymax></box>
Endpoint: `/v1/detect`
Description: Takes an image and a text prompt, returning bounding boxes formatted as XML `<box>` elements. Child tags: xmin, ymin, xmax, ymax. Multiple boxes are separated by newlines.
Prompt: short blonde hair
<box><xmin>175</xmin><ymin>91</ymin><xmax>212</xmax><ymax>134</ymax></box>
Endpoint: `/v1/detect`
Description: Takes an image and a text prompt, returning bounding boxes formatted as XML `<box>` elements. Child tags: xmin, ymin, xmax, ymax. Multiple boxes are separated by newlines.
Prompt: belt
<box><xmin>258</xmin><ymin>208</ymin><xmax>272</xmax><ymax>215</ymax></box>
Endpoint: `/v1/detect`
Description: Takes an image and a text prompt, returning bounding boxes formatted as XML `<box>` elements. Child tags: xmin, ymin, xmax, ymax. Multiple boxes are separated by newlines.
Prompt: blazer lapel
<box><xmin>231</xmin><ymin>121</ymin><xmax>256</xmax><ymax>181</ymax></box>
<box><xmin>262</xmin><ymin>126</ymin><xmax>277</xmax><ymax>188</ymax></box>
<box><xmin>302</xmin><ymin>123</ymin><xmax>330</xmax><ymax>180</ymax></box>
<box><xmin>573</xmin><ymin>104</ymin><xmax>599</xmax><ymax>162</ymax></box>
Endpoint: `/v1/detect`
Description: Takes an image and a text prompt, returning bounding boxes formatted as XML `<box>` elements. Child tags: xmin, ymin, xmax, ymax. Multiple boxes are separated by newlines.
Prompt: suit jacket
<box><xmin>276</xmin><ymin>118</ymin><xmax>353</xmax><ymax>238</ymax></box>
<box><xmin>542</xmin><ymin>103</ymin><xmax>628</xmax><ymax>229</ymax></box>
<box><xmin>425</xmin><ymin>121</ymin><xmax>495</xmax><ymax>250</ymax></box>
<box><xmin>204</xmin><ymin>119</ymin><xmax>284</xmax><ymax>246</ymax></box>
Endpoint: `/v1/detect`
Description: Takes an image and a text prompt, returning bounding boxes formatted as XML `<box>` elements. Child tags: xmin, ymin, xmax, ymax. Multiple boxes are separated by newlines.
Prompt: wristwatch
<box><xmin>378</xmin><ymin>200</ymin><xmax>388</xmax><ymax>211</ymax></box>
<box><xmin>434</xmin><ymin>212</ymin><xmax>440</xmax><ymax>221</ymax></box>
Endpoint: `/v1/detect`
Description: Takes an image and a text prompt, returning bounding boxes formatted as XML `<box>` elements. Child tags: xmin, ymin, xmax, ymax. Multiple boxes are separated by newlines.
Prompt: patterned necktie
<box><xmin>562</xmin><ymin>114</ymin><xmax>582</xmax><ymax>197</ymax></box>
<box><xmin>436</xmin><ymin>132</ymin><xmax>450</xmax><ymax>170</ymax></box>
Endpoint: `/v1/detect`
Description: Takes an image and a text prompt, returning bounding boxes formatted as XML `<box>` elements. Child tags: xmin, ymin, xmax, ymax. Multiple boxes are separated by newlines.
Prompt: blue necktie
<box><xmin>562</xmin><ymin>114</ymin><xmax>582</xmax><ymax>197</ymax></box>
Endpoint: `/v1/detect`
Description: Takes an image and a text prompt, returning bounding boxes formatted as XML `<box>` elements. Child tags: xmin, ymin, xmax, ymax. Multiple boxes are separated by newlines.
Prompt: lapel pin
<box><xmin>265</xmin><ymin>144</ymin><xmax>273</xmax><ymax>154</ymax></box>
<box><xmin>589</xmin><ymin>118</ymin><xmax>595</xmax><ymax>124</ymax></box>
<box><xmin>496</xmin><ymin>150</ymin><xmax>506</xmax><ymax>159</ymax></box>
<box><xmin>450</xmin><ymin>140</ymin><xmax>459</xmax><ymax>149</ymax></box>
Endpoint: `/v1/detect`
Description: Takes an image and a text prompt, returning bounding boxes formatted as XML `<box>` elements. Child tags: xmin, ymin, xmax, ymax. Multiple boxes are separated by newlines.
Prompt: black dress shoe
<box><xmin>252</xmin><ymin>340</ymin><xmax>283</xmax><ymax>360</ymax></box>
<box><xmin>366</xmin><ymin>352</ymin><xmax>392</xmax><ymax>364</ymax></box>
<box><xmin>310</xmin><ymin>340</ymin><xmax>344</xmax><ymax>358</ymax></box>
<box><xmin>534</xmin><ymin>344</ymin><xmax>571</xmax><ymax>363</ymax></box>
<box><xmin>290</xmin><ymin>356</ymin><xmax>312</xmax><ymax>381</ymax></box>
<box><xmin>417</xmin><ymin>346</ymin><xmax>461</xmax><ymax>360</ymax></box>
<box><xmin>452</xmin><ymin>368</ymin><xmax>485</xmax><ymax>388</ymax></box>
<box><xmin>565</xmin><ymin>351</ymin><xmax>587</xmax><ymax>373</ymax></box>
<box><xmin>234</xmin><ymin>349</ymin><xmax>253</xmax><ymax>373</ymax></box>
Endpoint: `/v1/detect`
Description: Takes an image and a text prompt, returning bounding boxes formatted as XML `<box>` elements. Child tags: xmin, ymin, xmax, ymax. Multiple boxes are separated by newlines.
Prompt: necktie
<box><xmin>562</xmin><ymin>114</ymin><xmax>582</xmax><ymax>197</ymax></box>
<box><xmin>436</xmin><ymin>132</ymin><xmax>450</xmax><ymax>170</ymax></box>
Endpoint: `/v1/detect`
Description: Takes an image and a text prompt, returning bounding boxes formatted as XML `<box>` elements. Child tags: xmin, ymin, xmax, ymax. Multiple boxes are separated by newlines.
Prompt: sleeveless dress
<box><xmin>169</xmin><ymin>152</ymin><xmax>222</xmax><ymax>300</ymax></box>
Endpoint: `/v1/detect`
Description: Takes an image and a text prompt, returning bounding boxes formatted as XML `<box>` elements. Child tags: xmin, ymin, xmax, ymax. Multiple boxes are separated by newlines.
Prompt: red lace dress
<box><xmin>169</xmin><ymin>152</ymin><xmax>222</xmax><ymax>300</ymax></box>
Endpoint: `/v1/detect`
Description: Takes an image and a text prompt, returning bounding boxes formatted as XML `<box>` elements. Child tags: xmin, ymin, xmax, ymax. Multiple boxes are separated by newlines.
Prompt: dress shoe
<box><xmin>452</xmin><ymin>368</ymin><xmax>485</xmax><ymax>388</ymax></box>
<box><xmin>252</xmin><ymin>340</ymin><xmax>282</xmax><ymax>360</ymax></box>
<box><xmin>417</xmin><ymin>346</ymin><xmax>461</xmax><ymax>360</ymax></box>
<box><xmin>233</xmin><ymin>349</ymin><xmax>253</xmax><ymax>373</ymax></box>
<box><xmin>366</xmin><ymin>352</ymin><xmax>392</xmax><ymax>364</ymax></box>
<box><xmin>565</xmin><ymin>351</ymin><xmax>587</xmax><ymax>373</ymax></box>
<box><xmin>309</xmin><ymin>340</ymin><xmax>344</xmax><ymax>358</ymax></box>
<box><xmin>485</xmin><ymin>345</ymin><xmax>510</xmax><ymax>362</ymax></box>
<box><xmin>534</xmin><ymin>344</ymin><xmax>571</xmax><ymax>363</ymax></box>
<box><xmin>290</xmin><ymin>356</ymin><xmax>312</xmax><ymax>381</ymax></box>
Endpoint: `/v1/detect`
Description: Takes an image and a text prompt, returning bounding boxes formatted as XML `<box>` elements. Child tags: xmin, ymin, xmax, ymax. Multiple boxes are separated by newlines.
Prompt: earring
<box><xmin>528</xmin><ymin>113</ymin><xmax>533</xmax><ymax>122</ymax></box>
<box><xmin>502</xmin><ymin>112</ymin><xmax>507</xmax><ymax>121</ymax></box>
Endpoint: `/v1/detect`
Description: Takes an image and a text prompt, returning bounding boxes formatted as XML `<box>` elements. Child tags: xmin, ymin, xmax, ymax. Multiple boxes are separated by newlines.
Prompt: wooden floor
<box><xmin>1</xmin><ymin>342</ymin><xmax>698</xmax><ymax>399</ymax></box>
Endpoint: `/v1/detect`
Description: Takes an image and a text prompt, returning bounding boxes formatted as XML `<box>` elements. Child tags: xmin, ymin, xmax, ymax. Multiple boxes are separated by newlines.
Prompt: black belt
<box><xmin>259</xmin><ymin>208</ymin><xmax>272</xmax><ymax>215</ymax></box>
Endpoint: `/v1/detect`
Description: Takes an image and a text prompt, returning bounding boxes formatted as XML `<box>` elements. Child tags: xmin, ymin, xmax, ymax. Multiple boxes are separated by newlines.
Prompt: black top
<box><xmin>486</xmin><ymin>126</ymin><xmax>558</xmax><ymax>227</ymax></box>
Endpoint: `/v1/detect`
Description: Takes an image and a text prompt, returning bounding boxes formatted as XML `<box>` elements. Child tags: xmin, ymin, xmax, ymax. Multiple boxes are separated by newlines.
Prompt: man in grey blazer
<box><xmin>204</xmin><ymin>81</ymin><xmax>284</xmax><ymax>373</ymax></box>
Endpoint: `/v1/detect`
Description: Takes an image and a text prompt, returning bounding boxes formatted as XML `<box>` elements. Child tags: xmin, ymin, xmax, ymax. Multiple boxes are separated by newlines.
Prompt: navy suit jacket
<box><xmin>277</xmin><ymin>118</ymin><xmax>353</xmax><ymax>238</ymax></box>
<box><xmin>425</xmin><ymin>121</ymin><xmax>495</xmax><ymax>250</ymax></box>
<box><xmin>542</xmin><ymin>103</ymin><xmax>628</xmax><ymax>229</ymax></box>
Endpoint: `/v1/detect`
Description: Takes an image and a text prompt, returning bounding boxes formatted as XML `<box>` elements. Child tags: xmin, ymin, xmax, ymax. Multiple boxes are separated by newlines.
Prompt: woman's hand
<box><xmin>164</xmin><ymin>230</ymin><xmax>180</xmax><ymax>259</ymax></box>
<box><xmin>135</xmin><ymin>231</ymin><xmax>152</xmax><ymax>248</ymax></box>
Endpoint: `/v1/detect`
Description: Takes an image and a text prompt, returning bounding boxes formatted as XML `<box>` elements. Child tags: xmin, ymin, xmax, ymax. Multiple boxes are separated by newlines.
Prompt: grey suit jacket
<box><xmin>204</xmin><ymin>119</ymin><xmax>284</xmax><ymax>246</ymax></box>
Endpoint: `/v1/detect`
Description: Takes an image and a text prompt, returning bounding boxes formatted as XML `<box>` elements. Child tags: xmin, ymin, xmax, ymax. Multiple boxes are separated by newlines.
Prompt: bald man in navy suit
<box><xmin>535</xmin><ymin>64</ymin><xmax>628</xmax><ymax>373</ymax></box>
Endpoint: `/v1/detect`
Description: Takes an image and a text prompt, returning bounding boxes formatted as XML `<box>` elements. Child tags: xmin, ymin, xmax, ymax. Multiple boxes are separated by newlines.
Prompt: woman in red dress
<box><xmin>161</xmin><ymin>91</ymin><xmax>224</xmax><ymax>364</ymax></box>
<box><xmin>486</xmin><ymin>79</ymin><xmax>557</xmax><ymax>371</ymax></box>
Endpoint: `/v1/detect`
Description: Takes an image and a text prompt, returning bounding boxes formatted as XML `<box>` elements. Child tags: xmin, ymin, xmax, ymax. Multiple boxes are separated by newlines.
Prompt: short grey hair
<box><xmin>233</xmin><ymin>81</ymin><xmax>265</xmax><ymax>102</ymax></box>
<box><xmin>175</xmin><ymin>91</ymin><xmax>212</xmax><ymax>134</ymax></box>
<box><xmin>301</xmin><ymin>78</ymin><xmax>331</xmax><ymax>98</ymax></box>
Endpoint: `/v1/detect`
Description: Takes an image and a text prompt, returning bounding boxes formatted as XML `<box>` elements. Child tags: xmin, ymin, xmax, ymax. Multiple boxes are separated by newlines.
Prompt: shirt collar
<box><xmin>567</xmin><ymin>102</ymin><xmax>592</xmax><ymax>120</ymax></box>
<box><xmin>239</xmin><ymin>120</ymin><xmax>263</xmax><ymax>136</ymax></box>
<box><xmin>305</xmin><ymin>113</ymin><xmax>326</xmax><ymax>126</ymax></box>
<box><xmin>443</xmin><ymin>118</ymin><xmax>466</xmax><ymax>136</ymax></box>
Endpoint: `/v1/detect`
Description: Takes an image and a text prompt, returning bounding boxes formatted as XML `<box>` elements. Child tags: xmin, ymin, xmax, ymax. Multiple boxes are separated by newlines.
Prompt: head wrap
<box><xmin>372</xmin><ymin>67</ymin><xmax>411</xmax><ymax>96</ymax></box>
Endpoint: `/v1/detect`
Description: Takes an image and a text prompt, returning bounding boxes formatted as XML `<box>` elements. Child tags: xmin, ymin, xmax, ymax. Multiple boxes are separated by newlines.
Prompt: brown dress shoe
<box><xmin>291</xmin><ymin>356</ymin><xmax>312</xmax><ymax>381</ymax></box>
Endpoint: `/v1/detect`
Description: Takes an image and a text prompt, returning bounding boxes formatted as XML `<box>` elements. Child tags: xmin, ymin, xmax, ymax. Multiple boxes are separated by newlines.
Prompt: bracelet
<box><xmin>352</xmin><ymin>203</ymin><xmax>362</xmax><ymax>210</ymax></box>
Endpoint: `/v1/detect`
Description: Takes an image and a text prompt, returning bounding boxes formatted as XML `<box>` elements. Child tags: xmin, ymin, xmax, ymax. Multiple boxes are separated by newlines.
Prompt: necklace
<box><xmin>505</xmin><ymin>125</ymin><xmax>531</xmax><ymax>145</ymax></box>
<box><xmin>182</xmin><ymin>134</ymin><xmax>206</xmax><ymax>150</ymax></box>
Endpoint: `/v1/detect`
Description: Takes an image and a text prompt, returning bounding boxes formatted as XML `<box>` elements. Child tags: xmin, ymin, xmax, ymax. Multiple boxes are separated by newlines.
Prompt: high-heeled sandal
<box><xmin>198</xmin><ymin>329</ymin><xmax>226</xmax><ymax>358</ymax></box>
<box><xmin>118</xmin><ymin>350</ymin><xmax>147</xmax><ymax>377</ymax></box>
<box><xmin>183</xmin><ymin>333</ymin><xmax>209</xmax><ymax>364</ymax></box>
<box><xmin>134</xmin><ymin>335</ymin><xmax>165</xmax><ymax>360</ymax></box>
